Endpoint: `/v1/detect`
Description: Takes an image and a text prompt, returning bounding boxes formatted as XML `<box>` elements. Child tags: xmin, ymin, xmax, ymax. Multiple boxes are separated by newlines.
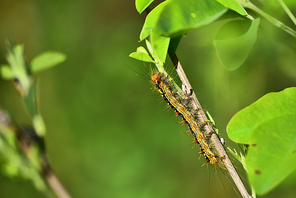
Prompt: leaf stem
<box><xmin>239</xmin><ymin>0</ymin><xmax>296</xmax><ymax>38</ymax></box>
<box><xmin>277</xmin><ymin>0</ymin><xmax>296</xmax><ymax>26</ymax></box>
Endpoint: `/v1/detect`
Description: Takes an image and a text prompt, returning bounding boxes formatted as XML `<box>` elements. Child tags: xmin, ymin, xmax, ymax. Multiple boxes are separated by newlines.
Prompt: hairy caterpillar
<box><xmin>151</xmin><ymin>72</ymin><xmax>220</xmax><ymax>166</ymax></box>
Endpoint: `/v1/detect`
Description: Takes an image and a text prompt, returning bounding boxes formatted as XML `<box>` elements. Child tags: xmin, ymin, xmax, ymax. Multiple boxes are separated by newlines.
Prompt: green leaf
<box><xmin>135</xmin><ymin>0</ymin><xmax>154</xmax><ymax>14</ymax></box>
<box><xmin>213</xmin><ymin>18</ymin><xmax>260</xmax><ymax>71</ymax></box>
<box><xmin>30</xmin><ymin>51</ymin><xmax>66</xmax><ymax>74</ymax></box>
<box><xmin>129</xmin><ymin>46</ymin><xmax>154</xmax><ymax>62</ymax></box>
<box><xmin>140</xmin><ymin>0</ymin><xmax>226</xmax><ymax>61</ymax></box>
<box><xmin>153</xmin><ymin>0</ymin><xmax>227</xmax><ymax>38</ymax></box>
<box><xmin>227</xmin><ymin>87</ymin><xmax>296</xmax><ymax>195</ymax></box>
<box><xmin>145</xmin><ymin>40</ymin><xmax>165</xmax><ymax>72</ymax></box>
<box><xmin>140</xmin><ymin>1</ymin><xmax>168</xmax><ymax>41</ymax></box>
<box><xmin>136</xmin><ymin>46</ymin><xmax>149</xmax><ymax>54</ymax></box>
<box><xmin>6</xmin><ymin>43</ymin><xmax>31</xmax><ymax>94</ymax></box>
<box><xmin>0</xmin><ymin>65</ymin><xmax>15</xmax><ymax>80</ymax></box>
<box><xmin>215</xmin><ymin>0</ymin><xmax>248</xmax><ymax>16</ymax></box>
<box><xmin>32</xmin><ymin>114</ymin><xmax>46</xmax><ymax>136</ymax></box>
<box><xmin>142</xmin><ymin>37</ymin><xmax>170</xmax><ymax>64</ymax></box>
<box><xmin>152</xmin><ymin>36</ymin><xmax>170</xmax><ymax>63</ymax></box>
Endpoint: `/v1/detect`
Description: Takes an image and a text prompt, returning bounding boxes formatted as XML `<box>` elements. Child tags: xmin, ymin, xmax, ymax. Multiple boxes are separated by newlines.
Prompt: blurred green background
<box><xmin>1</xmin><ymin>0</ymin><xmax>296</xmax><ymax>197</ymax></box>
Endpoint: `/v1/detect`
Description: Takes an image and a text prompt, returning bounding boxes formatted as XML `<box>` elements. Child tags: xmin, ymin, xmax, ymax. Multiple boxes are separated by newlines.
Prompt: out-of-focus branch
<box><xmin>0</xmin><ymin>108</ymin><xmax>72</xmax><ymax>198</ymax></box>
<box><xmin>45</xmin><ymin>172</ymin><xmax>72</xmax><ymax>198</ymax></box>
<box><xmin>0</xmin><ymin>41</ymin><xmax>69</xmax><ymax>197</ymax></box>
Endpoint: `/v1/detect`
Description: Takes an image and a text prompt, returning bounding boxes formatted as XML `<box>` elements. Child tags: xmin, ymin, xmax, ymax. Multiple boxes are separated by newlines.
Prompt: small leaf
<box><xmin>145</xmin><ymin>39</ymin><xmax>166</xmax><ymax>72</ymax></box>
<box><xmin>6</xmin><ymin>44</ymin><xmax>31</xmax><ymax>94</ymax></box>
<box><xmin>213</xmin><ymin>18</ymin><xmax>260</xmax><ymax>71</ymax></box>
<box><xmin>129</xmin><ymin>46</ymin><xmax>154</xmax><ymax>62</ymax></box>
<box><xmin>135</xmin><ymin>0</ymin><xmax>154</xmax><ymax>14</ymax></box>
<box><xmin>136</xmin><ymin>46</ymin><xmax>149</xmax><ymax>54</ymax></box>
<box><xmin>140</xmin><ymin>1</ymin><xmax>168</xmax><ymax>41</ymax></box>
<box><xmin>33</xmin><ymin>114</ymin><xmax>46</xmax><ymax>136</ymax></box>
<box><xmin>129</xmin><ymin>52</ymin><xmax>154</xmax><ymax>63</ymax></box>
<box><xmin>152</xmin><ymin>36</ymin><xmax>170</xmax><ymax>63</ymax></box>
<box><xmin>141</xmin><ymin>38</ymin><xmax>170</xmax><ymax>64</ymax></box>
<box><xmin>1</xmin><ymin>65</ymin><xmax>15</xmax><ymax>80</ymax></box>
<box><xmin>153</xmin><ymin>0</ymin><xmax>227</xmax><ymax>38</ymax></box>
<box><xmin>30</xmin><ymin>51</ymin><xmax>66</xmax><ymax>74</ymax></box>
<box><xmin>215</xmin><ymin>0</ymin><xmax>248</xmax><ymax>16</ymax></box>
<box><xmin>227</xmin><ymin>87</ymin><xmax>296</xmax><ymax>195</ymax></box>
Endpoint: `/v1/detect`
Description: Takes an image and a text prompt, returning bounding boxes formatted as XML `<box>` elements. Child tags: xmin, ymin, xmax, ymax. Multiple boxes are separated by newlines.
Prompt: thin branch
<box><xmin>45</xmin><ymin>172</ymin><xmax>72</xmax><ymax>198</ymax></box>
<box><xmin>0</xmin><ymin>108</ymin><xmax>72</xmax><ymax>198</ymax></box>
<box><xmin>277</xmin><ymin>0</ymin><xmax>296</xmax><ymax>26</ymax></box>
<box><xmin>168</xmin><ymin>52</ymin><xmax>252</xmax><ymax>198</ymax></box>
<box><xmin>41</xmin><ymin>153</ymin><xmax>72</xmax><ymax>198</ymax></box>
<box><xmin>239</xmin><ymin>0</ymin><xmax>296</xmax><ymax>38</ymax></box>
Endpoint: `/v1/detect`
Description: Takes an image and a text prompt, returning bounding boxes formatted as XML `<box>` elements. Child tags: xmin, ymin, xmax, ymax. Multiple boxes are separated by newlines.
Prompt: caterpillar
<box><xmin>151</xmin><ymin>72</ymin><xmax>220</xmax><ymax>166</ymax></box>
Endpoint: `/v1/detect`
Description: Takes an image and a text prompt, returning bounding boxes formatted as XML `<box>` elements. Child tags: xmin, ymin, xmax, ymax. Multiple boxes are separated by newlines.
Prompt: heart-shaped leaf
<box><xmin>213</xmin><ymin>18</ymin><xmax>260</xmax><ymax>71</ymax></box>
<box><xmin>227</xmin><ymin>87</ymin><xmax>296</xmax><ymax>195</ymax></box>
<box><xmin>129</xmin><ymin>46</ymin><xmax>154</xmax><ymax>63</ymax></box>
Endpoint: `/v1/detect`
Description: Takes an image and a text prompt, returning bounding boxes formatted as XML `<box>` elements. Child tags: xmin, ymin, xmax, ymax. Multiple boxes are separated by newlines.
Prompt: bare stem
<box><xmin>239</xmin><ymin>0</ymin><xmax>296</xmax><ymax>38</ymax></box>
<box><xmin>45</xmin><ymin>172</ymin><xmax>72</xmax><ymax>198</ymax></box>
<box><xmin>168</xmin><ymin>52</ymin><xmax>252</xmax><ymax>198</ymax></box>
<box><xmin>277</xmin><ymin>0</ymin><xmax>296</xmax><ymax>26</ymax></box>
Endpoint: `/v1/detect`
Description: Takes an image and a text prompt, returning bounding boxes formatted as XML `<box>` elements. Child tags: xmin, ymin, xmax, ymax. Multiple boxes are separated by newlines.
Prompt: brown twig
<box><xmin>41</xmin><ymin>154</ymin><xmax>72</xmax><ymax>198</ymax></box>
<box><xmin>0</xmin><ymin>109</ymin><xmax>72</xmax><ymax>198</ymax></box>
<box><xmin>45</xmin><ymin>172</ymin><xmax>72</xmax><ymax>198</ymax></box>
<box><xmin>169</xmin><ymin>52</ymin><xmax>252</xmax><ymax>198</ymax></box>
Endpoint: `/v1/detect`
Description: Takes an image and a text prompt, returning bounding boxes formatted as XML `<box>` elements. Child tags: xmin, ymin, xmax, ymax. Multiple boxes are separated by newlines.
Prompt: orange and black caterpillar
<box><xmin>151</xmin><ymin>72</ymin><xmax>220</xmax><ymax>166</ymax></box>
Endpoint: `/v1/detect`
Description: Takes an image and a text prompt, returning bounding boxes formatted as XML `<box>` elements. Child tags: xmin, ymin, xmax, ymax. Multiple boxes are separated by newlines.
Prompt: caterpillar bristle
<box><xmin>151</xmin><ymin>72</ymin><xmax>221</xmax><ymax>167</ymax></box>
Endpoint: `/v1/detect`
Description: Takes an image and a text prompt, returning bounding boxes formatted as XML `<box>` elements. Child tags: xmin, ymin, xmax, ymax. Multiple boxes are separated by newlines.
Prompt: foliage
<box><xmin>1</xmin><ymin>0</ymin><xmax>296</xmax><ymax>197</ymax></box>
<box><xmin>0</xmin><ymin>41</ymin><xmax>66</xmax><ymax>197</ymax></box>
<box><xmin>228</xmin><ymin>87</ymin><xmax>296</xmax><ymax>194</ymax></box>
<box><xmin>131</xmin><ymin>0</ymin><xmax>296</xmax><ymax>196</ymax></box>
